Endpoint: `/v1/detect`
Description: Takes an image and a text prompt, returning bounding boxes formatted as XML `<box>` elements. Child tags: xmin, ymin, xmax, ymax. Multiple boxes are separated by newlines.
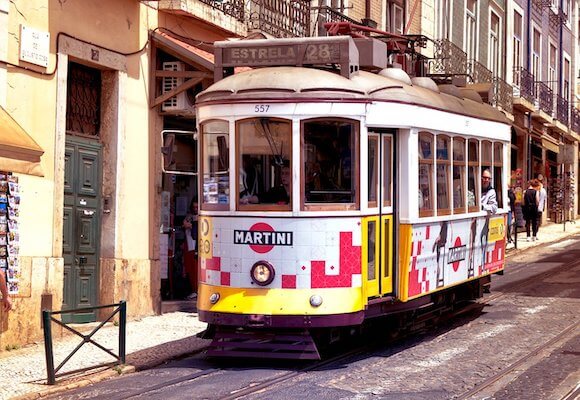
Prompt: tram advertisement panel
<box><xmin>403</xmin><ymin>215</ymin><xmax>506</xmax><ymax>300</ymax></box>
<box><xmin>198</xmin><ymin>216</ymin><xmax>363</xmax><ymax>290</ymax></box>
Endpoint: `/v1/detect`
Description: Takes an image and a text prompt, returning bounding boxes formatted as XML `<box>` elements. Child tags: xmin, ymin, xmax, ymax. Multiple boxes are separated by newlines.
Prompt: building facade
<box><xmin>0</xmin><ymin>0</ymin><xmax>578</xmax><ymax>350</ymax></box>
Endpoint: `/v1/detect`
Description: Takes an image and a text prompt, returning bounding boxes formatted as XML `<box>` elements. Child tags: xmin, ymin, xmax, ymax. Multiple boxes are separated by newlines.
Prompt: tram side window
<box><xmin>453</xmin><ymin>137</ymin><xmax>466</xmax><ymax>213</ymax></box>
<box><xmin>493</xmin><ymin>142</ymin><xmax>503</xmax><ymax>208</ymax></box>
<box><xmin>436</xmin><ymin>135</ymin><xmax>451</xmax><ymax>215</ymax></box>
<box><xmin>418</xmin><ymin>132</ymin><xmax>434</xmax><ymax>217</ymax></box>
<box><xmin>237</xmin><ymin>118</ymin><xmax>292</xmax><ymax>210</ymax></box>
<box><xmin>303</xmin><ymin>119</ymin><xmax>357</xmax><ymax>207</ymax></box>
<box><xmin>368</xmin><ymin>136</ymin><xmax>379</xmax><ymax>207</ymax></box>
<box><xmin>201</xmin><ymin>120</ymin><xmax>229</xmax><ymax>210</ymax></box>
<box><xmin>467</xmin><ymin>139</ymin><xmax>479</xmax><ymax>212</ymax></box>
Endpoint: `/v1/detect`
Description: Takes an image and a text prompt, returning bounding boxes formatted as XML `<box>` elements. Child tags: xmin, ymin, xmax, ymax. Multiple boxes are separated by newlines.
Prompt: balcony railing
<box><xmin>571</xmin><ymin>108</ymin><xmax>580</xmax><ymax>133</ymax></box>
<box><xmin>512</xmin><ymin>67</ymin><xmax>536</xmax><ymax>104</ymax></box>
<box><xmin>467</xmin><ymin>59</ymin><xmax>493</xmax><ymax>84</ymax></box>
<box><xmin>249</xmin><ymin>0</ymin><xmax>310</xmax><ymax>38</ymax></box>
<box><xmin>428</xmin><ymin>39</ymin><xmax>468</xmax><ymax>79</ymax></box>
<box><xmin>313</xmin><ymin>6</ymin><xmax>359</xmax><ymax>37</ymax></box>
<box><xmin>536</xmin><ymin>82</ymin><xmax>553</xmax><ymax>115</ymax></box>
<box><xmin>197</xmin><ymin>0</ymin><xmax>245</xmax><ymax>21</ymax></box>
<box><xmin>554</xmin><ymin>94</ymin><xmax>569</xmax><ymax>126</ymax></box>
<box><xmin>490</xmin><ymin>77</ymin><xmax>513</xmax><ymax>113</ymax></box>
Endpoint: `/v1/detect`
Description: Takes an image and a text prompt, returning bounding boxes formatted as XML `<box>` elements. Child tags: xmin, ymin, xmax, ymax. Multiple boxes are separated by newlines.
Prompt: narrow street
<box><xmin>45</xmin><ymin>233</ymin><xmax>580</xmax><ymax>400</ymax></box>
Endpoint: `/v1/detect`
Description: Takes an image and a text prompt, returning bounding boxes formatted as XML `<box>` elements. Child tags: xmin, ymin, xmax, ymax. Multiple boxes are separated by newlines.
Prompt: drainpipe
<box><xmin>526</xmin><ymin>0</ymin><xmax>531</xmax><ymax>71</ymax></box>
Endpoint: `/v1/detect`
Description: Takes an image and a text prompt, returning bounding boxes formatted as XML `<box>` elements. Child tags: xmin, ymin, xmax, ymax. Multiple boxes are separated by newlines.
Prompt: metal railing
<box><xmin>490</xmin><ymin>77</ymin><xmax>514</xmax><ymax>113</ymax></box>
<box><xmin>312</xmin><ymin>6</ymin><xmax>359</xmax><ymax>37</ymax></box>
<box><xmin>42</xmin><ymin>301</ymin><xmax>127</xmax><ymax>385</ymax></box>
<box><xmin>535</xmin><ymin>82</ymin><xmax>553</xmax><ymax>115</ymax></box>
<box><xmin>467</xmin><ymin>59</ymin><xmax>493</xmax><ymax>84</ymax></box>
<box><xmin>512</xmin><ymin>67</ymin><xmax>536</xmax><ymax>104</ymax></box>
<box><xmin>428</xmin><ymin>39</ymin><xmax>468</xmax><ymax>78</ymax></box>
<box><xmin>197</xmin><ymin>0</ymin><xmax>245</xmax><ymax>21</ymax></box>
<box><xmin>572</xmin><ymin>108</ymin><xmax>580</xmax><ymax>133</ymax></box>
<box><xmin>554</xmin><ymin>94</ymin><xmax>569</xmax><ymax>126</ymax></box>
<box><xmin>248</xmin><ymin>0</ymin><xmax>310</xmax><ymax>38</ymax></box>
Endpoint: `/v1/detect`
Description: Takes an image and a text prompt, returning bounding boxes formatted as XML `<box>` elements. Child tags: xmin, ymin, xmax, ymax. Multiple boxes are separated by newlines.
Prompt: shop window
<box><xmin>436</xmin><ymin>135</ymin><xmax>451</xmax><ymax>215</ymax></box>
<box><xmin>303</xmin><ymin>119</ymin><xmax>358</xmax><ymax>209</ymax></box>
<box><xmin>237</xmin><ymin>118</ymin><xmax>292</xmax><ymax>210</ymax></box>
<box><xmin>201</xmin><ymin>120</ymin><xmax>229</xmax><ymax>210</ymax></box>
<box><xmin>468</xmin><ymin>139</ymin><xmax>479</xmax><ymax>212</ymax></box>
<box><xmin>493</xmin><ymin>142</ymin><xmax>503</xmax><ymax>208</ymax></box>
<box><xmin>383</xmin><ymin>136</ymin><xmax>392</xmax><ymax>207</ymax></box>
<box><xmin>368</xmin><ymin>136</ymin><xmax>379</xmax><ymax>208</ymax></box>
<box><xmin>453</xmin><ymin>137</ymin><xmax>466</xmax><ymax>213</ymax></box>
<box><xmin>418</xmin><ymin>131</ymin><xmax>434</xmax><ymax>217</ymax></box>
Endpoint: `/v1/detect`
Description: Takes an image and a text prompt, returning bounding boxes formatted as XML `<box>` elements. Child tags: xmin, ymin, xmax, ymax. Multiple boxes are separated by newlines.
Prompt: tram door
<box><xmin>364</xmin><ymin>132</ymin><xmax>394</xmax><ymax>298</ymax></box>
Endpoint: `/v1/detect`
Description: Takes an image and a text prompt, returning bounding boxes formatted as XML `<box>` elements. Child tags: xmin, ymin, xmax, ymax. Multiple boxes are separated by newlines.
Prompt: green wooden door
<box><xmin>62</xmin><ymin>136</ymin><xmax>102</xmax><ymax>323</ymax></box>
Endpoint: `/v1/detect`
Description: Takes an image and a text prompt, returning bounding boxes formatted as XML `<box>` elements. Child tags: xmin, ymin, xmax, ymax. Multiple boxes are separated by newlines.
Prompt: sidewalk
<box><xmin>1</xmin><ymin>219</ymin><xmax>579</xmax><ymax>400</ymax></box>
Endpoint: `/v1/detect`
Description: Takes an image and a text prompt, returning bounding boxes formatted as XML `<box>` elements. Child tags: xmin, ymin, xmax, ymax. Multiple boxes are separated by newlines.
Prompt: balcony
<box><xmin>427</xmin><ymin>39</ymin><xmax>468</xmax><ymax>82</ymax></box>
<box><xmin>554</xmin><ymin>94</ymin><xmax>569</xmax><ymax>126</ymax></box>
<box><xmin>512</xmin><ymin>67</ymin><xmax>536</xmax><ymax>111</ymax></box>
<box><xmin>571</xmin><ymin>108</ymin><xmax>580</xmax><ymax>135</ymax></box>
<box><xmin>467</xmin><ymin>59</ymin><xmax>493</xmax><ymax>84</ymax></box>
<box><xmin>249</xmin><ymin>0</ymin><xmax>310</xmax><ymax>38</ymax></box>
<box><xmin>312</xmin><ymin>6</ymin><xmax>359</xmax><ymax>37</ymax></box>
<box><xmin>158</xmin><ymin>0</ymin><xmax>311</xmax><ymax>39</ymax></box>
<box><xmin>532</xmin><ymin>82</ymin><xmax>553</xmax><ymax>123</ymax></box>
<box><xmin>490</xmin><ymin>77</ymin><xmax>513</xmax><ymax>114</ymax></box>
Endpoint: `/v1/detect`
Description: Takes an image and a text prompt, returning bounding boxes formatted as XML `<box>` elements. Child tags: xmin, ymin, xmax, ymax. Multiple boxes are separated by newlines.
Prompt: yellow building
<box><xmin>0</xmin><ymin>0</ymin><xmax>246</xmax><ymax>350</ymax></box>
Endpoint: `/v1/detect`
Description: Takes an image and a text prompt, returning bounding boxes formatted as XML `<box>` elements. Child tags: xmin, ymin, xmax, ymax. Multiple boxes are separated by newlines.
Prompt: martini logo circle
<box><xmin>234</xmin><ymin>223</ymin><xmax>293</xmax><ymax>254</ymax></box>
<box><xmin>447</xmin><ymin>237</ymin><xmax>466</xmax><ymax>272</ymax></box>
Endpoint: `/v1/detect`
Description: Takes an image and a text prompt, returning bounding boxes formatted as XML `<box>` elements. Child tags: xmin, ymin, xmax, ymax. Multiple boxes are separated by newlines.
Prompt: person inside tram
<box><xmin>240</xmin><ymin>155</ymin><xmax>260</xmax><ymax>204</ymax></box>
<box><xmin>260</xmin><ymin>163</ymin><xmax>290</xmax><ymax>205</ymax></box>
<box><xmin>479</xmin><ymin>169</ymin><xmax>498</xmax><ymax>271</ymax></box>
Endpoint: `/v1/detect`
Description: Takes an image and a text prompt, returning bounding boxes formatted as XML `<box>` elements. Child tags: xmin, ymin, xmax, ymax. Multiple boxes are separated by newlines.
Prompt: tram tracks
<box><xmin>455</xmin><ymin>320</ymin><xmax>580</xmax><ymax>400</ymax></box>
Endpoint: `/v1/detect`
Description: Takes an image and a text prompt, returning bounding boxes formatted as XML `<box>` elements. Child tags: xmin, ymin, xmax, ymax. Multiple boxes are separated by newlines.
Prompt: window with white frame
<box><xmin>436</xmin><ymin>0</ymin><xmax>451</xmax><ymax>40</ymax></box>
<box><xmin>532</xmin><ymin>27</ymin><xmax>541</xmax><ymax>81</ymax></box>
<box><xmin>387</xmin><ymin>2</ymin><xmax>405</xmax><ymax>34</ymax></box>
<box><xmin>465</xmin><ymin>0</ymin><xmax>478</xmax><ymax>61</ymax></box>
<box><xmin>489</xmin><ymin>11</ymin><xmax>501</xmax><ymax>77</ymax></box>
<box><xmin>513</xmin><ymin>10</ymin><xmax>522</xmax><ymax>71</ymax></box>
<box><xmin>549</xmin><ymin>43</ymin><xmax>557</xmax><ymax>92</ymax></box>
<box><xmin>564</xmin><ymin>57</ymin><xmax>570</xmax><ymax>100</ymax></box>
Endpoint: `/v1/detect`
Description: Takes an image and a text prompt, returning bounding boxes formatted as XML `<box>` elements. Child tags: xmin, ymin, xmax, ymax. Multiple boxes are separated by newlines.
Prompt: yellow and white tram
<box><xmin>195</xmin><ymin>35</ymin><xmax>510</xmax><ymax>359</ymax></box>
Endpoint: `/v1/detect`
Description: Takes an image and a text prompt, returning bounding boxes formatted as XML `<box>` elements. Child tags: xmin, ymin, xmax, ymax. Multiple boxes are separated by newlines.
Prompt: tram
<box><xmin>195</xmin><ymin>33</ymin><xmax>510</xmax><ymax>359</ymax></box>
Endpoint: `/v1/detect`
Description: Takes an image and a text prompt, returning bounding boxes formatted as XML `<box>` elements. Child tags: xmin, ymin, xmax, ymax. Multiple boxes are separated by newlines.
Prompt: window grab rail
<box><xmin>42</xmin><ymin>301</ymin><xmax>127</xmax><ymax>385</ymax></box>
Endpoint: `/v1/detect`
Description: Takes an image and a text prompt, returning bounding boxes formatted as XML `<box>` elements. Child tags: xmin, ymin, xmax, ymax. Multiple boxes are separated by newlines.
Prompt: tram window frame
<box><xmin>382</xmin><ymin>135</ymin><xmax>393</xmax><ymax>207</ymax></box>
<box><xmin>368</xmin><ymin>135</ymin><xmax>379</xmax><ymax>208</ymax></box>
<box><xmin>452</xmin><ymin>137</ymin><xmax>467</xmax><ymax>213</ymax></box>
<box><xmin>200</xmin><ymin>119</ymin><xmax>230</xmax><ymax>211</ymax></box>
<box><xmin>481</xmin><ymin>140</ymin><xmax>493</xmax><ymax>210</ymax></box>
<box><xmin>418</xmin><ymin>131</ymin><xmax>434</xmax><ymax>217</ymax></box>
<box><xmin>236</xmin><ymin>117</ymin><xmax>292</xmax><ymax>211</ymax></box>
<box><xmin>436</xmin><ymin>135</ymin><xmax>451</xmax><ymax>215</ymax></box>
<box><xmin>467</xmin><ymin>139</ymin><xmax>480</xmax><ymax>212</ymax></box>
<box><xmin>493</xmin><ymin>142</ymin><xmax>503</xmax><ymax>208</ymax></box>
<box><xmin>301</xmin><ymin>118</ymin><xmax>359</xmax><ymax>211</ymax></box>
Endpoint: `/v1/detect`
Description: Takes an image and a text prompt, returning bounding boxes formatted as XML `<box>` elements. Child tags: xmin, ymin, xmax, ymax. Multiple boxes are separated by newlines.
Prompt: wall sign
<box><xmin>19</xmin><ymin>25</ymin><xmax>50</xmax><ymax>68</ymax></box>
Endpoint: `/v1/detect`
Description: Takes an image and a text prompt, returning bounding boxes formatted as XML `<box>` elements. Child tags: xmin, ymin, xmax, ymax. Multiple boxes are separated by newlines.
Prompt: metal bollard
<box><xmin>42</xmin><ymin>310</ymin><xmax>56</xmax><ymax>385</ymax></box>
<box><xmin>119</xmin><ymin>300</ymin><xmax>126</xmax><ymax>364</ymax></box>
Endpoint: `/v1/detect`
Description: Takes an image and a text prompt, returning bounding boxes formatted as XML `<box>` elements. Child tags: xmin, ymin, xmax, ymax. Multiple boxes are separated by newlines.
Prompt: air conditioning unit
<box><xmin>161</xmin><ymin>61</ymin><xmax>190</xmax><ymax>112</ymax></box>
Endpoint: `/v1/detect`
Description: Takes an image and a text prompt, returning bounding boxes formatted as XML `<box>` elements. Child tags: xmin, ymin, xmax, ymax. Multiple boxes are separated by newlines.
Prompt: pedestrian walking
<box><xmin>523</xmin><ymin>179</ymin><xmax>540</xmax><ymax>241</ymax></box>
<box><xmin>507</xmin><ymin>185</ymin><xmax>516</xmax><ymax>243</ymax></box>
<box><xmin>536</xmin><ymin>175</ymin><xmax>547</xmax><ymax>239</ymax></box>
<box><xmin>0</xmin><ymin>267</ymin><xmax>12</xmax><ymax>312</ymax></box>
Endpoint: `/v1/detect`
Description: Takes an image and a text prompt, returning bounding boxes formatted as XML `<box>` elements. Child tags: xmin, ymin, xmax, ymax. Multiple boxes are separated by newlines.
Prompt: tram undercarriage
<box><xmin>201</xmin><ymin>276</ymin><xmax>491</xmax><ymax>360</ymax></box>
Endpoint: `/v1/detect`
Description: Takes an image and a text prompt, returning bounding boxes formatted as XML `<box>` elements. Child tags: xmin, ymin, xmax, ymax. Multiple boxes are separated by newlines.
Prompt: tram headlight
<box><xmin>209</xmin><ymin>293</ymin><xmax>220</xmax><ymax>304</ymax></box>
<box><xmin>310</xmin><ymin>295</ymin><xmax>323</xmax><ymax>307</ymax></box>
<box><xmin>250</xmin><ymin>261</ymin><xmax>275</xmax><ymax>286</ymax></box>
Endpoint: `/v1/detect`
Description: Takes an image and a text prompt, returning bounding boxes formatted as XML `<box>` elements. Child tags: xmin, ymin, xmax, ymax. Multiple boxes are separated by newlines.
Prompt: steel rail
<box><xmin>455</xmin><ymin>320</ymin><xmax>579</xmax><ymax>400</ymax></box>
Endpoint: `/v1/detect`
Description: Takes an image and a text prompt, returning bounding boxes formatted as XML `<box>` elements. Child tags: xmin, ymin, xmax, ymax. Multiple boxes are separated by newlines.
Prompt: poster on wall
<box><xmin>0</xmin><ymin>172</ymin><xmax>20</xmax><ymax>295</ymax></box>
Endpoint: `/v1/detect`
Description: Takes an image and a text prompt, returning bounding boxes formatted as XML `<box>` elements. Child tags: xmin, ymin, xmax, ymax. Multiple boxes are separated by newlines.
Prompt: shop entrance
<box><xmin>160</xmin><ymin>127</ymin><xmax>198</xmax><ymax>301</ymax></box>
<box><xmin>62</xmin><ymin>136</ymin><xmax>102</xmax><ymax>323</ymax></box>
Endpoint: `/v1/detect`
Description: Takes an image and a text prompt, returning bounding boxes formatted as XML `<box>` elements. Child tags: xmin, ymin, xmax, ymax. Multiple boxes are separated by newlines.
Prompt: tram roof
<box><xmin>197</xmin><ymin>66</ymin><xmax>510</xmax><ymax>125</ymax></box>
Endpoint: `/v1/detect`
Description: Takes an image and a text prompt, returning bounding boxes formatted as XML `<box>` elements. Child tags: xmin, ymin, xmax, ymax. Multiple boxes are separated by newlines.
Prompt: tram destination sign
<box><xmin>214</xmin><ymin>36</ymin><xmax>359</xmax><ymax>80</ymax></box>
